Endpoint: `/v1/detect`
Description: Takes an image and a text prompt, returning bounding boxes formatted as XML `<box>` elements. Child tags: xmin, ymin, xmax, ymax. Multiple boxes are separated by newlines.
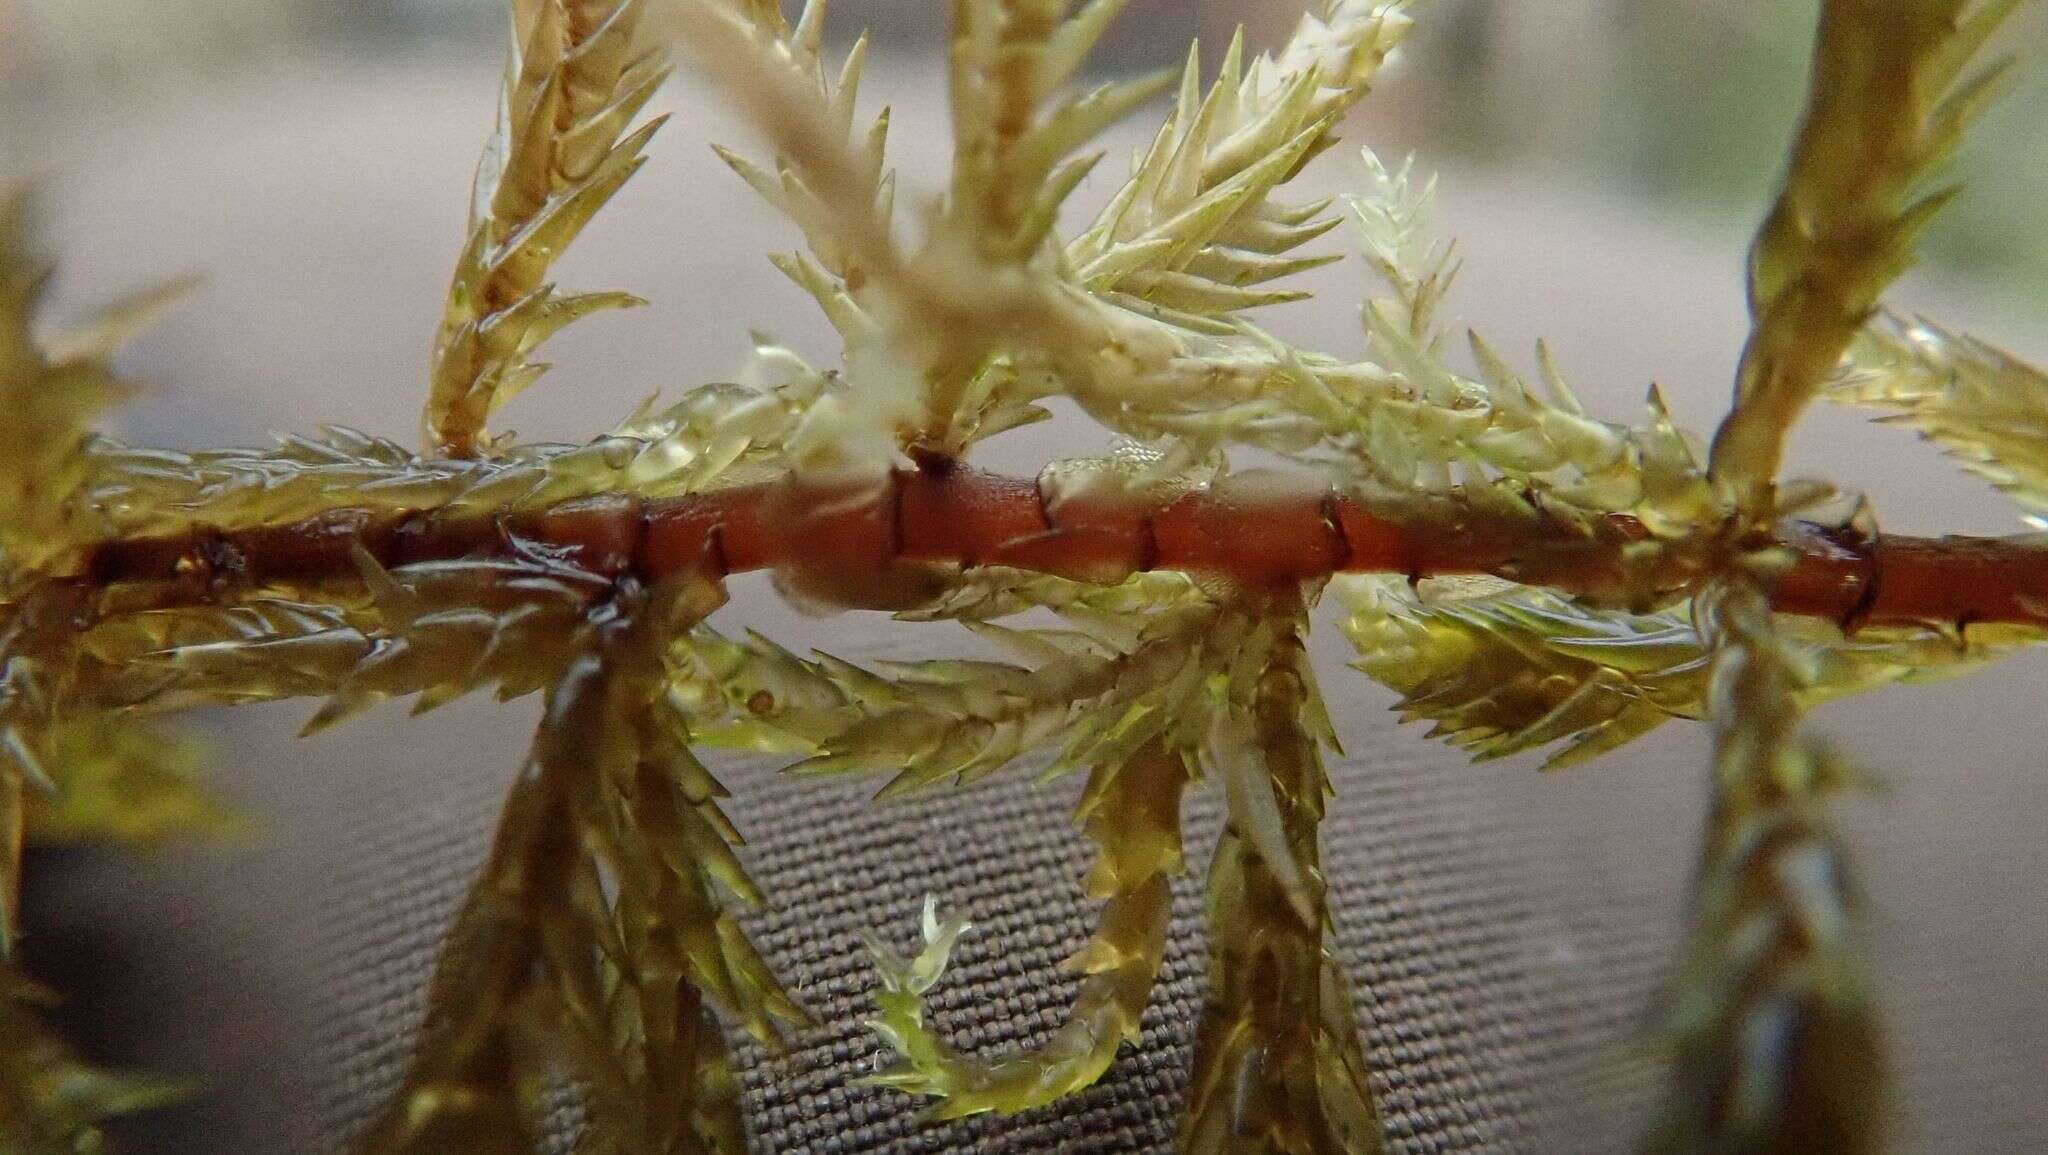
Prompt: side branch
<box><xmin>81</xmin><ymin>464</ymin><xmax>2048</xmax><ymax>631</ymax></box>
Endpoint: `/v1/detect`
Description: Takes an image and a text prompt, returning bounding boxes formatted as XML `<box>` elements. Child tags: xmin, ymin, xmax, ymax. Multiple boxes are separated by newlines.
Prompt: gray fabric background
<box><xmin>15</xmin><ymin>52</ymin><xmax>2048</xmax><ymax>1153</ymax></box>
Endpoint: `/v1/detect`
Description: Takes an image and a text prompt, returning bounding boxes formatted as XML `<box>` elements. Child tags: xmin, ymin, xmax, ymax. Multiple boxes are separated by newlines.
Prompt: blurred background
<box><xmin>4</xmin><ymin>3</ymin><xmax>2046</xmax><ymax>1153</ymax></box>
<box><xmin>8</xmin><ymin>0</ymin><xmax>2048</xmax><ymax>293</ymax></box>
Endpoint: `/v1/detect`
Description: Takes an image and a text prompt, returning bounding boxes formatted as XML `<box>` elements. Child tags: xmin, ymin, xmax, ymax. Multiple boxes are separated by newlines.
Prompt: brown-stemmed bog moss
<box><xmin>2</xmin><ymin>2</ymin><xmax>2044</xmax><ymax>1152</ymax></box>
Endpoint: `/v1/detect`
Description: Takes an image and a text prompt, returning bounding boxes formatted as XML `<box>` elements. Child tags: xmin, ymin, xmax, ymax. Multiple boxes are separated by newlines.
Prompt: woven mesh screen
<box><xmin>304</xmin><ymin>693</ymin><xmax>1663</xmax><ymax>1154</ymax></box>
<box><xmin>27</xmin><ymin>620</ymin><xmax>2048</xmax><ymax>1154</ymax></box>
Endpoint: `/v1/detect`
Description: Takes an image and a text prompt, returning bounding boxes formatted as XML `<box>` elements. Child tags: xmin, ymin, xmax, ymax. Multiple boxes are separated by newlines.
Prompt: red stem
<box><xmin>82</xmin><ymin>464</ymin><xmax>2048</xmax><ymax>631</ymax></box>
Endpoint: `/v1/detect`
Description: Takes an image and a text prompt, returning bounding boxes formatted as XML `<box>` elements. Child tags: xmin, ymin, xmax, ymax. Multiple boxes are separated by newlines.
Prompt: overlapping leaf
<box><xmin>1338</xmin><ymin>575</ymin><xmax>1709</xmax><ymax>769</ymax></box>
<box><xmin>424</xmin><ymin>0</ymin><xmax>672</xmax><ymax>457</ymax></box>
<box><xmin>1337</xmin><ymin>573</ymin><xmax>2034</xmax><ymax>770</ymax></box>
<box><xmin>1709</xmin><ymin>0</ymin><xmax>2023</xmax><ymax>514</ymax></box>
<box><xmin>1019</xmin><ymin>4</ymin><xmax>1427</xmax><ymax>460</ymax></box>
<box><xmin>1642</xmin><ymin>580</ymin><xmax>1886</xmax><ymax>1155</ymax></box>
<box><xmin>88</xmin><ymin>340</ymin><xmax>827</xmax><ymax>543</ymax></box>
<box><xmin>1335</xmin><ymin>145</ymin><xmax>1725</xmax><ymax>552</ymax></box>
<box><xmin>1829</xmin><ymin>313</ymin><xmax>2048</xmax><ymax>525</ymax></box>
<box><xmin>1068</xmin><ymin>2</ymin><xmax>1415</xmax><ymax>327</ymax></box>
<box><xmin>4</xmin><ymin>0</ymin><xmax>2046</xmax><ymax>1150</ymax></box>
<box><xmin>134</xmin><ymin>552</ymin><xmax>602</xmax><ymax>732</ymax></box>
<box><xmin>1183</xmin><ymin>601</ymin><xmax>1380</xmax><ymax>1155</ymax></box>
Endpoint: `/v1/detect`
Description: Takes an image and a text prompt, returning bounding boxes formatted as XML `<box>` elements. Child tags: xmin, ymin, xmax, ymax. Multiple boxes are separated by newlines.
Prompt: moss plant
<box><xmin>2</xmin><ymin>1</ymin><xmax>2045</xmax><ymax>1152</ymax></box>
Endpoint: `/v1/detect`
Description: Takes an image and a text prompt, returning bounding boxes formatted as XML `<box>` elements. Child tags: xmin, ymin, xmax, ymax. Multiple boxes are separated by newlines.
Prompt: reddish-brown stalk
<box><xmin>80</xmin><ymin>464</ymin><xmax>2048</xmax><ymax>632</ymax></box>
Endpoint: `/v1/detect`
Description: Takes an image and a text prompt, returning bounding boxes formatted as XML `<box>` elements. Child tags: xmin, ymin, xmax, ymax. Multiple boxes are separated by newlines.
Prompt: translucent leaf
<box><xmin>1829</xmin><ymin>313</ymin><xmax>2048</xmax><ymax>525</ymax></box>
<box><xmin>1347</xmin><ymin>151</ymin><xmax>1454</xmax><ymax>341</ymax></box>
<box><xmin>83</xmin><ymin>367</ymin><xmax>826</xmax><ymax>547</ymax></box>
<box><xmin>1336</xmin><ymin>574</ymin><xmax>2039</xmax><ymax>770</ymax></box>
<box><xmin>424</xmin><ymin>0</ymin><xmax>672</xmax><ymax>457</ymax></box>
<box><xmin>863</xmin><ymin>737</ymin><xmax>1184</xmax><ymax>1119</ymax></box>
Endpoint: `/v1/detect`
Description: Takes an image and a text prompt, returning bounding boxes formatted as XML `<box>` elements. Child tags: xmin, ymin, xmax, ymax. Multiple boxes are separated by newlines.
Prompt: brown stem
<box><xmin>81</xmin><ymin>464</ymin><xmax>2048</xmax><ymax>631</ymax></box>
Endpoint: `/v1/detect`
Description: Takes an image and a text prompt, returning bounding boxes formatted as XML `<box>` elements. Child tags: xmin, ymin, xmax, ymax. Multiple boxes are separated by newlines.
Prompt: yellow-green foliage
<box><xmin>1829</xmin><ymin>312</ymin><xmax>2048</xmax><ymax>524</ymax></box>
<box><xmin>23</xmin><ymin>719</ymin><xmax>238</xmax><ymax>847</ymax></box>
<box><xmin>1066</xmin><ymin>7</ymin><xmax>1411</xmax><ymax>320</ymax></box>
<box><xmin>1179</xmin><ymin>602</ymin><xmax>1380</xmax><ymax>1155</ymax></box>
<box><xmin>355</xmin><ymin>575</ymin><xmax>800</xmax><ymax>1155</ymax></box>
<box><xmin>1709</xmin><ymin>0</ymin><xmax>2021</xmax><ymax>516</ymax></box>
<box><xmin>0</xmin><ymin>191</ymin><xmax>147</xmax><ymax>583</ymax></box>
<box><xmin>423</xmin><ymin>0</ymin><xmax>671</xmax><ymax>459</ymax></box>
<box><xmin>865</xmin><ymin>736</ymin><xmax>1185</xmax><ymax>1119</ymax></box>
<box><xmin>1337</xmin><ymin>574</ymin><xmax>2032</xmax><ymax>770</ymax></box>
<box><xmin>0</xmin><ymin>195</ymin><xmax>213</xmax><ymax>961</ymax></box>
<box><xmin>0</xmin><ymin>963</ymin><xmax>184</xmax><ymax>1155</ymax></box>
<box><xmin>0</xmin><ymin>189</ymin><xmax>218</xmax><ymax>1136</ymax></box>
<box><xmin>1656</xmin><ymin>6</ymin><xmax>2021</xmax><ymax>1153</ymax></box>
<box><xmin>1642</xmin><ymin>581</ymin><xmax>1887</xmax><ymax>1155</ymax></box>
<box><xmin>3</xmin><ymin>1</ymin><xmax>2048</xmax><ymax>1153</ymax></box>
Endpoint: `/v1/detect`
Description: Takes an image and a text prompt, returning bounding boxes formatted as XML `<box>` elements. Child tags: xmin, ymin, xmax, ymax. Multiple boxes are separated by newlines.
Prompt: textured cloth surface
<box><xmin>308</xmin><ymin>719</ymin><xmax>1621</xmax><ymax>1154</ymax></box>
<box><xmin>18</xmin><ymin>56</ymin><xmax>2048</xmax><ymax>1155</ymax></box>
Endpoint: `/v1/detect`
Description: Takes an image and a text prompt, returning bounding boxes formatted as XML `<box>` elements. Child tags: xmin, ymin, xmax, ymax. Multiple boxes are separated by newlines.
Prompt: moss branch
<box><xmin>353</xmin><ymin>768</ymin><xmax>563</xmax><ymax>1154</ymax></box>
<box><xmin>1709</xmin><ymin>0</ymin><xmax>2017</xmax><ymax>515</ymax></box>
<box><xmin>1641</xmin><ymin>581</ymin><xmax>1886</xmax><ymax>1155</ymax></box>
<box><xmin>1183</xmin><ymin>606</ymin><xmax>1381</xmax><ymax>1155</ymax></box>
<box><xmin>423</xmin><ymin>0</ymin><xmax>670</xmax><ymax>458</ymax></box>
<box><xmin>77</xmin><ymin>461</ymin><xmax>2048</xmax><ymax>633</ymax></box>
<box><xmin>356</xmin><ymin>574</ymin><xmax>800</xmax><ymax>1155</ymax></box>
<box><xmin>862</xmin><ymin>734</ymin><xmax>1188</xmax><ymax>1118</ymax></box>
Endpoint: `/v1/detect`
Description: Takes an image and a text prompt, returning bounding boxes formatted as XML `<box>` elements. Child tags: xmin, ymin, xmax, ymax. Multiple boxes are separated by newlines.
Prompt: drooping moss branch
<box><xmin>1183</xmin><ymin>600</ymin><xmax>1381</xmax><ymax>1155</ymax></box>
<box><xmin>863</xmin><ymin>735</ymin><xmax>1187</xmax><ymax>1118</ymax></box>
<box><xmin>1641</xmin><ymin>581</ymin><xmax>1887</xmax><ymax>1155</ymax></box>
<box><xmin>356</xmin><ymin>573</ymin><xmax>803</xmax><ymax>1155</ymax></box>
<box><xmin>353</xmin><ymin>758</ymin><xmax>564</xmax><ymax>1154</ymax></box>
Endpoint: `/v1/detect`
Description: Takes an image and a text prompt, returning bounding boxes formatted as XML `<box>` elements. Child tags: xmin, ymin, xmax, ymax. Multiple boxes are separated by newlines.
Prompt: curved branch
<box><xmin>863</xmin><ymin>735</ymin><xmax>1187</xmax><ymax>1118</ymax></box>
